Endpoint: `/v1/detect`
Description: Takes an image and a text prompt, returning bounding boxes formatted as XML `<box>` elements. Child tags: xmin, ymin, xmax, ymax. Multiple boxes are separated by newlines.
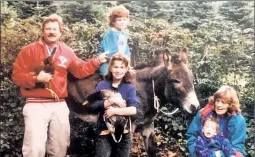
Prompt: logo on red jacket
<box><xmin>58</xmin><ymin>56</ymin><xmax>67</xmax><ymax>68</ymax></box>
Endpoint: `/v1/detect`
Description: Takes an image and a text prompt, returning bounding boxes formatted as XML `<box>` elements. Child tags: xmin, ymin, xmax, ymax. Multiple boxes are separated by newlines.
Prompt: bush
<box><xmin>1</xmin><ymin>7</ymin><xmax>254</xmax><ymax>156</ymax></box>
<box><xmin>245</xmin><ymin>118</ymin><xmax>255</xmax><ymax>156</ymax></box>
<box><xmin>0</xmin><ymin>77</ymin><xmax>25</xmax><ymax>156</ymax></box>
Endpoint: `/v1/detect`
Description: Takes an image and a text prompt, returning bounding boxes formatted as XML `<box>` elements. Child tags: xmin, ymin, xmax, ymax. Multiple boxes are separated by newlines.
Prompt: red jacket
<box><xmin>12</xmin><ymin>39</ymin><xmax>101</xmax><ymax>101</ymax></box>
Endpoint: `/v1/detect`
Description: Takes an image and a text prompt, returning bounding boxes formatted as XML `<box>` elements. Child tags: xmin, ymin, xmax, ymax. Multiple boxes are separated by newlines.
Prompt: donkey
<box><xmin>66</xmin><ymin>48</ymin><xmax>200</xmax><ymax>157</ymax></box>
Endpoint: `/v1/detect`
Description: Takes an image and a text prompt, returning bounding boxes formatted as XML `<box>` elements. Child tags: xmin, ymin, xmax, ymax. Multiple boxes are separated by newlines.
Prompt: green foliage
<box><xmin>7</xmin><ymin>1</ymin><xmax>55</xmax><ymax>19</ymax></box>
<box><xmin>68</xmin><ymin>116</ymin><xmax>97</xmax><ymax>156</ymax></box>
<box><xmin>128</xmin><ymin>17</ymin><xmax>193</xmax><ymax>66</ymax></box>
<box><xmin>7</xmin><ymin>1</ymin><xmax>37</xmax><ymax>19</ymax></box>
<box><xmin>219</xmin><ymin>1</ymin><xmax>254</xmax><ymax>29</ymax></box>
<box><xmin>123</xmin><ymin>1</ymin><xmax>161</xmax><ymax>19</ymax></box>
<box><xmin>155</xmin><ymin>112</ymin><xmax>192</xmax><ymax>156</ymax></box>
<box><xmin>0</xmin><ymin>2</ymin><xmax>18</xmax><ymax>24</ymax></box>
<box><xmin>1</xmin><ymin>1</ymin><xmax>254</xmax><ymax>156</ymax></box>
<box><xmin>0</xmin><ymin>77</ymin><xmax>25</xmax><ymax>156</ymax></box>
<box><xmin>1</xmin><ymin>17</ymin><xmax>41</xmax><ymax>73</ymax></box>
<box><xmin>166</xmin><ymin>1</ymin><xmax>214</xmax><ymax>30</ymax></box>
<box><xmin>0</xmin><ymin>16</ymin><xmax>41</xmax><ymax>156</ymax></box>
<box><xmin>245</xmin><ymin>118</ymin><xmax>255</xmax><ymax>156</ymax></box>
<box><xmin>55</xmin><ymin>1</ymin><xmax>109</xmax><ymax>24</ymax></box>
<box><xmin>62</xmin><ymin>20</ymin><xmax>107</xmax><ymax>59</ymax></box>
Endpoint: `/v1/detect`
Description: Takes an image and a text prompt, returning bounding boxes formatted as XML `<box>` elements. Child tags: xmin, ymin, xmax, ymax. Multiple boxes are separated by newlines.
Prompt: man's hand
<box><xmin>98</xmin><ymin>52</ymin><xmax>109</xmax><ymax>64</ymax></box>
<box><xmin>36</xmin><ymin>71</ymin><xmax>52</xmax><ymax>83</ymax></box>
<box><xmin>129</xmin><ymin>67</ymin><xmax>136</xmax><ymax>75</ymax></box>
<box><xmin>235</xmin><ymin>152</ymin><xmax>244</xmax><ymax>157</ymax></box>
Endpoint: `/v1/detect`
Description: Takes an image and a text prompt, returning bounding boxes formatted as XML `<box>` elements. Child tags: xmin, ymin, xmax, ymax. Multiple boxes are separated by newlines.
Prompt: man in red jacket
<box><xmin>12</xmin><ymin>14</ymin><xmax>108</xmax><ymax>157</ymax></box>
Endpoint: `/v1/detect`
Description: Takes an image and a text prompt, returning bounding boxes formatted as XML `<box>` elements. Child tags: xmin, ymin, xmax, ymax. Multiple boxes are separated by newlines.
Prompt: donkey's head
<box><xmin>156</xmin><ymin>48</ymin><xmax>200</xmax><ymax>114</ymax></box>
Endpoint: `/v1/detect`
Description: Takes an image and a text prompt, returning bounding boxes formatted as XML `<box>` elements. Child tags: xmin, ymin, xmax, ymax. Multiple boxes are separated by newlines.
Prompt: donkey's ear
<box><xmin>163</xmin><ymin>47</ymin><xmax>173</xmax><ymax>70</ymax></box>
<box><xmin>179</xmin><ymin>47</ymin><xmax>189</xmax><ymax>66</ymax></box>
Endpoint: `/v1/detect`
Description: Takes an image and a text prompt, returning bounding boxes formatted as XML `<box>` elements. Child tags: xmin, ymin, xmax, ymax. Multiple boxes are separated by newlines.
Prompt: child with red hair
<box><xmin>98</xmin><ymin>5</ymin><xmax>131</xmax><ymax>76</ymax></box>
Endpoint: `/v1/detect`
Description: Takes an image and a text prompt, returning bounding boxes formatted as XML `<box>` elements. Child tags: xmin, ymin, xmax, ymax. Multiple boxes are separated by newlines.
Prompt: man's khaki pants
<box><xmin>22</xmin><ymin>101</ymin><xmax>70</xmax><ymax>157</ymax></box>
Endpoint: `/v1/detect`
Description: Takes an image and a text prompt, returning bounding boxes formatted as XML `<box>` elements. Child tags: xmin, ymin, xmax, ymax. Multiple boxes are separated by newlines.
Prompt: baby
<box><xmin>195</xmin><ymin>117</ymin><xmax>236</xmax><ymax>157</ymax></box>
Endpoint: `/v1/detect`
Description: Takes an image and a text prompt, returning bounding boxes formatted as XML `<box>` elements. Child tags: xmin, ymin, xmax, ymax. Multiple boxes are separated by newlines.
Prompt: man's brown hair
<box><xmin>42</xmin><ymin>14</ymin><xmax>64</xmax><ymax>32</ymax></box>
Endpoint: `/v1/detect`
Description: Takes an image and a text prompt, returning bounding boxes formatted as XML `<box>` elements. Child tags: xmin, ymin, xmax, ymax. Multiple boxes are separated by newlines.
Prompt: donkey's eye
<box><xmin>170</xmin><ymin>78</ymin><xmax>181</xmax><ymax>84</ymax></box>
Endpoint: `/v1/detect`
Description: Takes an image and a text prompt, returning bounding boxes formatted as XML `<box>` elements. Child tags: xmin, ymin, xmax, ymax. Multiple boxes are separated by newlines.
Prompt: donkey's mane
<box><xmin>133</xmin><ymin>53</ymin><xmax>182</xmax><ymax>81</ymax></box>
<box><xmin>134</xmin><ymin>62</ymin><xmax>167</xmax><ymax>81</ymax></box>
<box><xmin>134</xmin><ymin>60</ymin><xmax>157</xmax><ymax>70</ymax></box>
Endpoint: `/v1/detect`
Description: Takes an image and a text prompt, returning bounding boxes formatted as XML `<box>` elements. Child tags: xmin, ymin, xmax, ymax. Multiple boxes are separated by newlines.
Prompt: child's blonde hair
<box><xmin>108</xmin><ymin>6</ymin><xmax>129</xmax><ymax>27</ymax></box>
<box><xmin>203</xmin><ymin>117</ymin><xmax>220</xmax><ymax>134</ymax></box>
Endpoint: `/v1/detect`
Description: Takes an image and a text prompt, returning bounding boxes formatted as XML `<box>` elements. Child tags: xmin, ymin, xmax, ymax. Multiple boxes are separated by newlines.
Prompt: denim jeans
<box><xmin>95</xmin><ymin>133</ymin><xmax>131</xmax><ymax>157</ymax></box>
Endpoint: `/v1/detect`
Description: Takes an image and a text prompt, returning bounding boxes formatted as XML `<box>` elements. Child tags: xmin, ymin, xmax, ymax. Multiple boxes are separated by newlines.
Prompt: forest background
<box><xmin>1</xmin><ymin>1</ymin><xmax>254</xmax><ymax>157</ymax></box>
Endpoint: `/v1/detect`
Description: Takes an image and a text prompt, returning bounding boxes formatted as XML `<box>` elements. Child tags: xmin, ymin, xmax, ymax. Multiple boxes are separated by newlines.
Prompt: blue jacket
<box><xmin>186</xmin><ymin>110</ymin><xmax>246</xmax><ymax>157</ymax></box>
<box><xmin>98</xmin><ymin>28</ymin><xmax>130</xmax><ymax>76</ymax></box>
<box><xmin>195</xmin><ymin>131</ymin><xmax>236</xmax><ymax>157</ymax></box>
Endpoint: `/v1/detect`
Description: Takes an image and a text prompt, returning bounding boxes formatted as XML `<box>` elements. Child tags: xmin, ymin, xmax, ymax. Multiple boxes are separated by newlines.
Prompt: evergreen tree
<box><xmin>7</xmin><ymin>1</ymin><xmax>56</xmax><ymax>19</ymax></box>
<box><xmin>8</xmin><ymin>1</ymin><xmax>36</xmax><ymax>19</ymax></box>
<box><xmin>219</xmin><ymin>1</ymin><xmax>254</xmax><ymax>29</ymax></box>
<box><xmin>54</xmin><ymin>1</ymin><xmax>108</xmax><ymax>24</ymax></box>
<box><xmin>122</xmin><ymin>1</ymin><xmax>161</xmax><ymax>19</ymax></box>
<box><xmin>1</xmin><ymin>1</ymin><xmax>18</xmax><ymax>24</ymax></box>
<box><xmin>163</xmin><ymin>1</ymin><xmax>214</xmax><ymax>30</ymax></box>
